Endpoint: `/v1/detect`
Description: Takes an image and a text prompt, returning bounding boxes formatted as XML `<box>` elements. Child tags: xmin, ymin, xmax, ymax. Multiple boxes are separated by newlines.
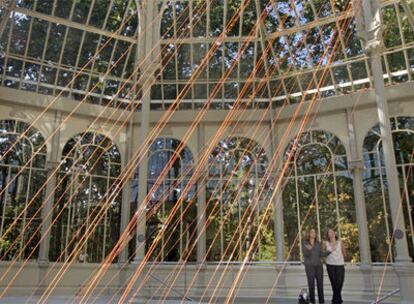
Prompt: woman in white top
<box><xmin>325</xmin><ymin>228</ymin><xmax>346</xmax><ymax>304</ymax></box>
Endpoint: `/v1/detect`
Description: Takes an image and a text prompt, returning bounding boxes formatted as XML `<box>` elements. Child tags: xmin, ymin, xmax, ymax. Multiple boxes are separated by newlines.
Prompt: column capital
<box><xmin>348</xmin><ymin>159</ymin><xmax>364</xmax><ymax>171</ymax></box>
<box><xmin>195</xmin><ymin>169</ymin><xmax>208</xmax><ymax>180</ymax></box>
<box><xmin>37</xmin><ymin>258</ymin><xmax>50</xmax><ymax>266</ymax></box>
<box><xmin>196</xmin><ymin>261</ymin><xmax>207</xmax><ymax>270</ymax></box>
<box><xmin>46</xmin><ymin>160</ymin><xmax>60</xmax><ymax>171</ymax></box>
<box><xmin>353</xmin><ymin>0</ymin><xmax>384</xmax><ymax>55</ymax></box>
<box><xmin>271</xmin><ymin>169</ymin><xmax>284</xmax><ymax>179</ymax></box>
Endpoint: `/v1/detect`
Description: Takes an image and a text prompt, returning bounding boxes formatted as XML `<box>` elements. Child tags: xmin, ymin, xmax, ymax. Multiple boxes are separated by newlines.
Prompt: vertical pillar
<box><xmin>274</xmin><ymin>188</ymin><xmax>284</xmax><ymax>262</ymax></box>
<box><xmin>133</xmin><ymin>101</ymin><xmax>150</xmax><ymax>262</ymax></box>
<box><xmin>355</xmin><ymin>1</ymin><xmax>414</xmax><ymax>302</ymax></box>
<box><xmin>269</xmin><ymin>111</ymin><xmax>284</xmax><ymax>262</ymax></box>
<box><xmin>269</xmin><ymin>108</ymin><xmax>287</xmax><ymax>299</ymax></box>
<box><xmin>119</xmin><ymin>119</ymin><xmax>134</xmax><ymax>264</ymax></box>
<box><xmin>346</xmin><ymin>109</ymin><xmax>372</xmax><ymax>266</ymax></box>
<box><xmin>196</xmin><ymin>123</ymin><xmax>206</xmax><ymax>263</ymax></box>
<box><xmin>38</xmin><ymin>110</ymin><xmax>62</xmax><ymax>264</ymax></box>
<box><xmin>133</xmin><ymin>0</ymin><xmax>157</xmax><ymax>263</ymax></box>
<box><xmin>37</xmin><ymin>111</ymin><xmax>61</xmax><ymax>292</ymax></box>
<box><xmin>196</xmin><ymin>123</ymin><xmax>207</xmax><ymax>295</ymax></box>
<box><xmin>129</xmin><ymin>2</ymin><xmax>163</xmax><ymax>302</ymax></box>
<box><xmin>346</xmin><ymin>109</ymin><xmax>373</xmax><ymax>297</ymax></box>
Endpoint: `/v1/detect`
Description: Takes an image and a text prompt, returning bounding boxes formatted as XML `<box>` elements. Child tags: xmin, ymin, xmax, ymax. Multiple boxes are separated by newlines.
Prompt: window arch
<box><xmin>50</xmin><ymin>132</ymin><xmax>121</xmax><ymax>263</ymax></box>
<box><xmin>283</xmin><ymin>130</ymin><xmax>358</xmax><ymax>262</ymax></box>
<box><xmin>140</xmin><ymin>138</ymin><xmax>197</xmax><ymax>262</ymax></box>
<box><xmin>206</xmin><ymin>137</ymin><xmax>274</xmax><ymax>261</ymax></box>
<box><xmin>0</xmin><ymin>120</ymin><xmax>47</xmax><ymax>260</ymax></box>
<box><xmin>363</xmin><ymin>116</ymin><xmax>414</xmax><ymax>262</ymax></box>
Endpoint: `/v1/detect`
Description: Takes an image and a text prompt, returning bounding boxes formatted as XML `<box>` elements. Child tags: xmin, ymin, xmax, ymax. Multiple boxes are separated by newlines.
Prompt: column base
<box><xmin>195</xmin><ymin>262</ymin><xmax>207</xmax><ymax>297</ymax></box>
<box><xmin>37</xmin><ymin>258</ymin><xmax>49</xmax><ymax>265</ymax></box>
<box><xmin>393</xmin><ymin>261</ymin><xmax>414</xmax><ymax>304</ymax></box>
<box><xmin>131</xmin><ymin>258</ymin><xmax>144</xmax><ymax>265</ymax></box>
<box><xmin>359</xmin><ymin>263</ymin><xmax>374</xmax><ymax>299</ymax></box>
<box><xmin>272</xmin><ymin>263</ymin><xmax>288</xmax><ymax>297</ymax></box>
<box><xmin>37</xmin><ymin>260</ymin><xmax>50</xmax><ymax>294</ymax></box>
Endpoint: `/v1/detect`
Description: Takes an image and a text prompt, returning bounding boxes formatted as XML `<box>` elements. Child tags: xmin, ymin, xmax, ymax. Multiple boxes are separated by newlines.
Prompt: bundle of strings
<box><xmin>0</xmin><ymin>1</ymin><xmax>410</xmax><ymax>304</ymax></box>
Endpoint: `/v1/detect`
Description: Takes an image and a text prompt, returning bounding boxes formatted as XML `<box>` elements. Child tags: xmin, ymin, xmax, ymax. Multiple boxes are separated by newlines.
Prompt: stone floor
<box><xmin>0</xmin><ymin>296</ymin><xmax>197</xmax><ymax>304</ymax></box>
<box><xmin>0</xmin><ymin>296</ymin><xmax>391</xmax><ymax>304</ymax></box>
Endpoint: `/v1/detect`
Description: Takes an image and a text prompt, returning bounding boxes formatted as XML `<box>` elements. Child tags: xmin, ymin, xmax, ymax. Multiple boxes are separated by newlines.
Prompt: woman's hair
<box><xmin>304</xmin><ymin>227</ymin><xmax>318</xmax><ymax>242</ymax></box>
<box><xmin>326</xmin><ymin>228</ymin><xmax>338</xmax><ymax>240</ymax></box>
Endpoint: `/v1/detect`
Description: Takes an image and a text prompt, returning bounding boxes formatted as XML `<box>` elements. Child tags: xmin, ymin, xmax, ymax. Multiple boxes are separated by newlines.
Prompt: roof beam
<box><xmin>266</xmin><ymin>11</ymin><xmax>353</xmax><ymax>41</ymax></box>
<box><xmin>13</xmin><ymin>6</ymin><xmax>137</xmax><ymax>44</ymax></box>
<box><xmin>265</xmin><ymin>0</ymin><xmax>400</xmax><ymax>41</ymax></box>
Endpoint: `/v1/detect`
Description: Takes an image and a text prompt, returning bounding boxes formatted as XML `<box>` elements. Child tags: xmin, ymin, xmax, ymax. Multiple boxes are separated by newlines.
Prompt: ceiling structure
<box><xmin>0</xmin><ymin>0</ymin><xmax>413</xmax><ymax>111</ymax></box>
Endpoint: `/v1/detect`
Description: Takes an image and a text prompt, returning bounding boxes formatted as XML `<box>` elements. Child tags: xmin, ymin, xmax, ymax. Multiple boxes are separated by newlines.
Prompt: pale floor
<box><xmin>0</xmin><ymin>296</ymin><xmax>384</xmax><ymax>304</ymax></box>
<box><xmin>0</xmin><ymin>297</ymin><xmax>198</xmax><ymax>304</ymax></box>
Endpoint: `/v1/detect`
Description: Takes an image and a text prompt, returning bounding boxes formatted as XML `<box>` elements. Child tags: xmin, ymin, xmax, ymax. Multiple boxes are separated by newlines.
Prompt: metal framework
<box><xmin>0</xmin><ymin>119</ymin><xmax>47</xmax><ymax>261</ymax></box>
<box><xmin>50</xmin><ymin>132</ymin><xmax>122</xmax><ymax>263</ymax></box>
<box><xmin>143</xmin><ymin>137</ymin><xmax>197</xmax><ymax>262</ymax></box>
<box><xmin>283</xmin><ymin>130</ymin><xmax>357</xmax><ymax>262</ymax></box>
<box><xmin>0</xmin><ymin>0</ymin><xmax>139</xmax><ymax>107</ymax></box>
<box><xmin>0</xmin><ymin>1</ymin><xmax>413</xmax><ymax>301</ymax></box>
<box><xmin>206</xmin><ymin>136</ymin><xmax>274</xmax><ymax>262</ymax></box>
<box><xmin>363</xmin><ymin>116</ymin><xmax>414</xmax><ymax>262</ymax></box>
<box><xmin>0</xmin><ymin>1</ymin><xmax>413</xmax><ymax>110</ymax></box>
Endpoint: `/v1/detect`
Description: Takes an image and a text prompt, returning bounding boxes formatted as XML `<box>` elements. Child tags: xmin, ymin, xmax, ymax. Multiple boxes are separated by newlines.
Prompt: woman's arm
<box><xmin>341</xmin><ymin>241</ymin><xmax>347</xmax><ymax>259</ymax></box>
<box><xmin>302</xmin><ymin>240</ymin><xmax>312</xmax><ymax>257</ymax></box>
<box><xmin>321</xmin><ymin>241</ymin><xmax>331</xmax><ymax>257</ymax></box>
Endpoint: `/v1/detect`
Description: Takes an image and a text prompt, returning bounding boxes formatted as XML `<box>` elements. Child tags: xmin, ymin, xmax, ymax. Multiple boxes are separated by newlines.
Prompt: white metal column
<box><xmin>119</xmin><ymin>119</ymin><xmax>134</xmax><ymax>264</ymax></box>
<box><xmin>196</xmin><ymin>123</ymin><xmax>207</xmax><ymax>263</ymax></box>
<box><xmin>346</xmin><ymin>108</ymin><xmax>374</xmax><ymax>295</ymax></box>
<box><xmin>346</xmin><ymin>108</ymin><xmax>372</xmax><ymax>266</ymax></box>
<box><xmin>38</xmin><ymin>110</ymin><xmax>62</xmax><ymax>263</ymax></box>
<box><xmin>355</xmin><ymin>1</ymin><xmax>414</xmax><ymax>303</ymax></box>
<box><xmin>133</xmin><ymin>0</ymin><xmax>158</xmax><ymax>263</ymax></box>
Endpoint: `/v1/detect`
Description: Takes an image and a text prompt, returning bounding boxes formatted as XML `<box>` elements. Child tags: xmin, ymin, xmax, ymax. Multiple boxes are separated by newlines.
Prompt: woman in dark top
<box><xmin>302</xmin><ymin>228</ymin><xmax>325</xmax><ymax>304</ymax></box>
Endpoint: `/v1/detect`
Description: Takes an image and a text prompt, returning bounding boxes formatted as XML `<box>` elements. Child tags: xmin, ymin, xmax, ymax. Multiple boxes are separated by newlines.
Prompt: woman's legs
<box><xmin>305</xmin><ymin>265</ymin><xmax>316</xmax><ymax>303</ymax></box>
<box><xmin>337</xmin><ymin>265</ymin><xmax>345</xmax><ymax>303</ymax></box>
<box><xmin>326</xmin><ymin>264</ymin><xmax>345</xmax><ymax>304</ymax></box>
<box><xmin>315</xmin><ymin>264</ymin><xmax>324</xmax><ymax>303</ymax></box>
<box><xmin>326</xmin><ymin>264</ymin><xmax>336</xmax><ymax>303</ymax></box>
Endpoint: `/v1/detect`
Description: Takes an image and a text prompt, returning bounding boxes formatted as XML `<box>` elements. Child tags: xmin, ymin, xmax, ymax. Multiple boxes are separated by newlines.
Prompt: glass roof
<box><xmin>0</xmin><ymin>0</ymin><xmax>414</xmax><ymax>111</ymax></box>
<box><xmin>0</xmin><ymin>0</ymin><xmax>139</xmax><ymax>108</ymax></box>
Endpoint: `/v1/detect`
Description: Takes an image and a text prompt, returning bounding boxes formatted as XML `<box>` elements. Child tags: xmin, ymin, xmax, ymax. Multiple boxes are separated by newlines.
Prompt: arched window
<box><xmin>363</xmin><ymin>116</ymin><xmax>414</xmax><ymax>262</ymax></box>
<box><xmin>50</xmin><ymin>133</ymin><xmax>121</xmax><ymax>263</ymax></box>
<box><xmin>206</xmin><ymin>137</ymin><xmax>274</xmax><ymax>261</ymax></box>
<box><xmin>142</xmin><ymin>138</ymin><xmax>197</xmax><ymax>262</ymax></box>
<box><xmin>0</xmin><ymin>120</ymin><xmax>47</xmax><ymax>260</ymax></box>
<box><xmin>283</xmin><ymin>130</ymin><xmax>358</xmax><ymax>262</ymax></box>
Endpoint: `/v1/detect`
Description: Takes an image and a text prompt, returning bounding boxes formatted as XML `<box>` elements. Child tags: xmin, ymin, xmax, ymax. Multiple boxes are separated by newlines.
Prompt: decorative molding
<box><xmin>46</xmin><ymin>160</ymin><xmax>61</xmax><ymax>170</ymax></box>
<box><xmin>8</xmin><ymin>110</ymin><xmax>29</xmax><ymax>120</ymax></box>
<box><xmin>354</xmin><ymin>0</ymin><xmax>384</xmax><ymax>54</ymax></box>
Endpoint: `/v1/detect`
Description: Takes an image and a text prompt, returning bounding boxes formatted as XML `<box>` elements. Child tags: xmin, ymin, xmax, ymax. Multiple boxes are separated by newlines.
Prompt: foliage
<box><xmin>283</xmin><ymin>130</ymin><xmax>359</xmax><ymax>263</ymax></box>
<box><xmin>144</xmin><ymin>138</ymin><xmax>197</xmax><ymax>262</ymax></box>
<box><xmin>49</xmin><ymin>132</ymin><xmax>122</xmax><ymax>263</ymax></box>
<box><xmin>0</xmin><ymin>120</ymin><xmax>46</xmax><ymax>261</ymax></box>
<box><xmin>206</xmin><ymin>137</ymin><xmax>275</xmax><ymax>261</ymax></box>
<box><xmin>363</xmin><ymin>117</ymin><xmax>414</xmax><ymax>262</ymax></box>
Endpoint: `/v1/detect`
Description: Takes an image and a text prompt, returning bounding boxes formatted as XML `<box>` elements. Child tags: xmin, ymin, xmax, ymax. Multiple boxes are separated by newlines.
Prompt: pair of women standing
<box><xmin>301</xmin><ymin>228</ymin><xmax>345</xmax><ymax>304</ymax></box>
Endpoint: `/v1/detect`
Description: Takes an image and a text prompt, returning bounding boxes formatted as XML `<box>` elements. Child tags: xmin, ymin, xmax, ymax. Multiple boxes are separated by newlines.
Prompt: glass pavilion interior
<box><xmin>0</xmin><ymin>0</ymin><xmax>413</xmax><ymax>302</ymax></box>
